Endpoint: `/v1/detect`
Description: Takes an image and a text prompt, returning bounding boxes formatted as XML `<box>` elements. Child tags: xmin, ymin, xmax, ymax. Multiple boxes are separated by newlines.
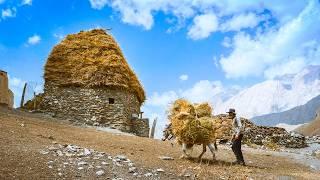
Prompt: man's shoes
<box><xmin>232</xmin><ymin>160</ymin><xmax>246</xmax><ymax>166</ymax></box>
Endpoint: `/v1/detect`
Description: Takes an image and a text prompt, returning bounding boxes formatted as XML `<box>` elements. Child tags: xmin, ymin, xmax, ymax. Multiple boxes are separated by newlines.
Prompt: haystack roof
<box><xmin>44</xmin><ymin>29</ymin><xmax>145</xmax><ymax>104</ymax></box>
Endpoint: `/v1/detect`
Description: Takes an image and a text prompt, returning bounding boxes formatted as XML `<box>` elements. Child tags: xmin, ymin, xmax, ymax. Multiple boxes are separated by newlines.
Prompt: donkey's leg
<box><xmin>208</xmin><ymin>143</ymin><xmax>216</xmax><ymax>160</ymax></box>
<box><xmin>214</xmin><ymin>141</ymin><xmax>218</xmax><ymax>150</ymax></box>
<box><xmin>198</xmin><ymin>144</ymin><xmax>207</xmax><ymax>160</ymax></box>
<box><xmin>180</xmin><ymin>143</ymin><xmax>190</xmax><ymax>159</ymax></box>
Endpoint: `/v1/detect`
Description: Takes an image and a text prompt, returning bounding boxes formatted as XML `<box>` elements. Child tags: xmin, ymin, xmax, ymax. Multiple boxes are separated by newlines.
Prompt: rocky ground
<box><xmin>0</xmin><ymin>107</ymin><xmax>320</xmax><ymax>179</ymax></box>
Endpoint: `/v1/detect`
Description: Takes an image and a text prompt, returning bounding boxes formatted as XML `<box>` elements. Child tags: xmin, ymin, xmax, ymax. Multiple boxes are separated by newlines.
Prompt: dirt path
<box><xmin>0</xmin><ymin>108</ymin><xmax>319</xmax><ymax>179</ymax></box>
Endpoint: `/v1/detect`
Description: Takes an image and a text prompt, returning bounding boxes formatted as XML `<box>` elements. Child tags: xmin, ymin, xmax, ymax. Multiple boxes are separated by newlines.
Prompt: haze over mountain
<box><xmin>215</xmin><ymin>65</ymin><xmax>320</xmax><ymax>119</ymax></box>
<box><xmin>251</xmin><ymin>94</ymin><xmax>320</xmax><ymax>126</ymax></box>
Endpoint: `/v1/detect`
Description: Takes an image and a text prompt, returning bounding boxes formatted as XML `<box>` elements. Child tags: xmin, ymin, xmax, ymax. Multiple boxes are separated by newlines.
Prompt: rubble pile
<box><xmin>215</xmin><ymin>114</ymin><xmax>307</xmax><ymax>149</ymax></box>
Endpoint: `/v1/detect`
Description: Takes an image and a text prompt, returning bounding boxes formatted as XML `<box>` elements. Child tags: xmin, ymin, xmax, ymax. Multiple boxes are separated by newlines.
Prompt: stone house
<box><xmin>0</xmin><ymin>70</ymin><xmax>14</xmax><ymax>108</ymax></box>
<box><xmin>37</xmin><ymin>29</ymin><xmax>149</xmax><ymax>137</ymax></box>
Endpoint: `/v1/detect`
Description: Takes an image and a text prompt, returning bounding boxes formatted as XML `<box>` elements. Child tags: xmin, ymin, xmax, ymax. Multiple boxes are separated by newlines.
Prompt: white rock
<box><xmin>115</xmin><ymin>155</ymin><xmax>127</xmax><ymax>161</ymax></box>
<box><xmin>58</xmin><ymin>173</ymin><xmax>62</xmax><ymax>176</ymax></box>
<box><xmin>48</xmin><ymin>166</ymin><xmax>53</xmax><ymax>169</ymax></box>
<box><xmin>78</xmin><ymin>167</ymin><xmax>84</xmax><ymax>170</ymax></box>
<box><xmin>156</xmin><ymin>168</ymin><xmax>164</xmax><ymax>173</ymax></box>
<box><xmin>129</xmin><ymin>167</ymin><xmax>137</xmax><ymax>173</ymax></box>
<box><xmin>159</xmin><ymin>156</ymin><xmax>174</xmax><ymax>160</ymax></box>
<box><xmin>83</xmin><ymin>148</ymin><xmax>91</xmax><ymax>156</ymax></box>
<box><xmin>128</xmin><ymin>163</ymin><xmax>135</xmax><ymax>167</ymax></box>
<box><xmin>21</xmin><ymin>124</ymin><xmax>25</xmax><ymax>127</ymax></box>
<box><xmin>40</xmin><ymin>150</ymin><xmax>49</xmax><ymax>155</ymax></box>
<box><xmin>133</xmin><ymin>173</ymin><xmax>138</xmax><ymax>176</ymax></box>
<box><xmin>96</xmin><ymin>170</ymin><xmax>105</xmax><ymax>176</ymax></box>
<box><xmin>78</xmin><ymin>161</ymin><xmax>88</xmax><ymax>166</ymax></box>
<box><xmin>101</xmin><ymin>162</ymin><xmax>109</xmax><ymax>165</ymax></box>
<box><xmin>144</xmin><ymin>173</ymin><xmax>153</xmax><ymax>177</ymax></box>
<box><xmin>56</xmin><ymin>150</ymin><xmax>63</xmax><ymax>156</ymax></box>
<box><xmin>48</xmin><ymin>146</ymin><xmax>58</xmax><ymax>151</ymax></box>
<box><xmin>96</xmin><ymin>166</ymin><xmax>102</xmax><ymax>169</ymax></box>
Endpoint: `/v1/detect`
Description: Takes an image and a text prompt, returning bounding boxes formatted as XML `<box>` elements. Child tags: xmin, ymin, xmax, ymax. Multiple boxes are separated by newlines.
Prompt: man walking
<box><xmin>227</xmin><ymin>108</ymin><xmax>245</xmax><ymax>166</ymax></box>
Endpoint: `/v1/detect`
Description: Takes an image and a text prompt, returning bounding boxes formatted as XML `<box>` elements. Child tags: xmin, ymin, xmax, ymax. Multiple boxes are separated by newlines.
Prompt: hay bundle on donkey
<box><xmin>168</xmin><ymin>99</ymin><xmax>217</xmax><ymax>160</ymax></box>
<box><xmin>194</xmin><ymin>102</ymin><xmax>213</xmax><ymax>118</ymax></box>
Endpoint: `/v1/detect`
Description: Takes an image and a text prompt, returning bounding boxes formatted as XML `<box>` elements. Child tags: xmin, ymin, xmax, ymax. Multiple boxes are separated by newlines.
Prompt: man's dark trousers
<box><xmin>231</xmin><ymin>134</ymin><xmax>244</xmax><ymax>163</ymax></box>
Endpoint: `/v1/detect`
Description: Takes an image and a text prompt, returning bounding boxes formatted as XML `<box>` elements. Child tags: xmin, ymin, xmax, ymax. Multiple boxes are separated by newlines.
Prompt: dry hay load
<box><xmin>168</xmin><ymin>99</ymin><xmax>217</xmax><ymax>160</ymax></box>
<box><xmin>44</xmin><ymin>29</ymin><xmax>145</xmax><ymax>104</ymax></box>
<box><xmin>194</xmin><ymin>102</ymin><xmax>213</xmax><ymax>118</ymax></box>
<box><xmin>168</xmin><ymin>99</ymin><xmax>216</xmax><ymax>145</ymax></box>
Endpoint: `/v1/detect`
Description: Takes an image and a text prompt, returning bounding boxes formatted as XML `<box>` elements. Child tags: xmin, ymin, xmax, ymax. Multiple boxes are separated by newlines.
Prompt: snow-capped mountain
<box><xmin>251</xmin><ymin>94</ymin><xmax>320</xmax><ymax>126</ymax></box>
<box><xmin>215</xmin><ymin>65</ymin><xmax>320</xmax><ymax>119</ymax></box>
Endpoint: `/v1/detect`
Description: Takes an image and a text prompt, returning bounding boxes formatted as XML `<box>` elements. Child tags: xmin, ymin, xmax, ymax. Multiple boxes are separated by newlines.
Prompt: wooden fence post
<box><xmin>149</xmin><ymin>118</ymin><xmax>157</xmax><ymax>139</ymax></box>
<box><xmin>20</xmin><ymin>83</ymin><xmax>27</xmax><ymax>108</ymax></box>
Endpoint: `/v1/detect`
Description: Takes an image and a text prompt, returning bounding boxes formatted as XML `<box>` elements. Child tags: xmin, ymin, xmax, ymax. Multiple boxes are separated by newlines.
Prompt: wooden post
<box><xmin>20</xmin><ymin>83</ymin><xmax>27</xmax><ymax>108</ymax></box>
<box><xmin>33</xmin><ymin>91</ymin><xmax>36</xmax><ymax>110</ymax></box>
<box><xmin>149</xmin><ymin>118</ymin><xmax>157</xmax><ymax>139</ymax></box>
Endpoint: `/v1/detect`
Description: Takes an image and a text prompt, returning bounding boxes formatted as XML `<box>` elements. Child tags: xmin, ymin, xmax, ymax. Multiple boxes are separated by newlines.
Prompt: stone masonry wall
<box><xmin>39</xmin><ymin>82</ymin><xmax>149</xmax><ymax>137</ymax></box>
<box><xmin>0</xmin><ymin>70</ymin><xmax>14</xmax><ymax>108</ymax></box>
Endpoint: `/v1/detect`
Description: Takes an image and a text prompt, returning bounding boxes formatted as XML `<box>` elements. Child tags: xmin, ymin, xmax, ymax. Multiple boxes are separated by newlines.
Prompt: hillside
<box><xmin>215</xmin><ymin>65</ymin><xmax>320</xmax><ymax>118</ymax></box>
<box><xmin>296</xmin><ymin>109</ymin><xmax>320</xmax><ymax>136</ymax></box>
<box><xmin>251</xmin><ymin>94</ymin><xmax>320</xmax><ymax>126</ymax></box>
<box><xmin>0</xmin><ymin>108</ymin><xmax>319</xmax><ymax>179</ymax></box>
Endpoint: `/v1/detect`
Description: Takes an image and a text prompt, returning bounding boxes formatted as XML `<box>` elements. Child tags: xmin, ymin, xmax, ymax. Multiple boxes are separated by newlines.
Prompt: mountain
<box><xmin>251</xmin><ymin>94</ymin><xmax>320</xmax><ymax>126</ymax></box>
<box><xmin>215</xmin><ymin>65</ymin><xmax>320</xmax><ymax>119</ymax></box>
<box><xmin>295</xmin><ymin>108</ymin><xmax>320</xmax><ymax>136</ymax></box>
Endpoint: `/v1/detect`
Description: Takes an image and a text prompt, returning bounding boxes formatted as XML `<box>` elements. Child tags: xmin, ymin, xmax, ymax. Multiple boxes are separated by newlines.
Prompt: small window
<box><xmin>108</xmin><ymin>98</ymin><xmax>115</xmax><ymax>104</ymax></box>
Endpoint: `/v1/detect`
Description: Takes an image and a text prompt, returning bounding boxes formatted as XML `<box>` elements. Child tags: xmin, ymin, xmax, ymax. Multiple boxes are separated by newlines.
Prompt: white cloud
<box><xmin>1</xmin><ymin>7</ymin><xmax>16</xmax><ymax>19</ymax></box>
<box><xmin>87</xmin><ymin>0</ymin><xmax>308</xmax><ymax>39</ymax></box>
<box><xmin>188</xmin><ymin>13</ymin><xmax>219</xmax><ymax>40</ymax></box>
<box><xmin>27</xmin><ymin>35</ymin><xmax>41</xmax><ymax>45</ymax></box>
<box><xmin>220</xmin><ymin>0</ymin><xmax>320</xmax><ymax>79</ymax></box>
<box><xmin>53</xmin><ymin>33</ymin><xmax>64</xmax><ymax>40</ymax></box>
<box><xmin>179</xmin><ymin>74</ymin><xmax>188</xmax><ymax>81</ymax></box>
<box><xmin>222</xmin><ymin>36</ymin><xmax>232</xmax><ymax>48</ymax></box>
<box><xmin>220</xmin><ymin>12</ymin><xmax>264</xmax><ymax>32</ymax></box>
<box><xmin>22</xmin><ymin>0</ymin><xmax>32</xmax><ymax>6</ymax></box>
<box><xmin>89</xmin><ymin>0</ymin><xmax>108</xmax><ymax>10</ymax></box>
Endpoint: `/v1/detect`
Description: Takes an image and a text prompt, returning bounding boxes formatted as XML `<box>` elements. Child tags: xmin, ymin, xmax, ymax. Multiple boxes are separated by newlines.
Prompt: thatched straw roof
<box><xmin>44</xmin><ymin>29</ymin><xmax>145</xmax><ymax>104</ymax></box>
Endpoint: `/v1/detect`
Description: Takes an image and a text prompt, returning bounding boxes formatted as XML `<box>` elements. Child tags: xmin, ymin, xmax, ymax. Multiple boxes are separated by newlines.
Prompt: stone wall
<box><xmin>39</xmin><ymin>82</ymin><xmax>149</xmax><ymax>137</ymax></box>
<box><xmin>0</xmin><ymin>70</ymin><xmax>14</xmax><ymax>108</ymax></box>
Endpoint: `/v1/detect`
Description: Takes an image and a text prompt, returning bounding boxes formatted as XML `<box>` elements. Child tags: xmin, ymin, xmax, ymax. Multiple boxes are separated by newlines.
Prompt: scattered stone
<box><xmin>144</xmin><ymin>173</ymin><xmax>153</xmax><ymax>177</ymax></box>
<box><xmin>159</xmin><ymin>156</ymin><xmax>174</xmax><ymax>160</ymax></box>
<box><xmin>20</xmin><ymin>123</ymin><xmax>25</xmax><ymax>127</ymax></box>
<box><xmin>96</xmin><ymin>170</ymin><xmax>105</xmax><ymax>176</ymax></box>
<box><xmin>129</xmin><ymin>167</ymin><xmax>137</xmax><ymax>173</ymax></box>
<box><xmin>78</xmin><ymin>161</ymin><xmax>88</xmax><ymax>166</ymax></box>
<box><xmin>128</xmin><ymin>162</ymin><xmax>134</xmax><ymax>167</ymax></box>
<box><xmin>115</xmin><ymin>155</ymin><xmax>127</xmax><ymax>161</ymax></box>
<box><xmin>40</xmin><ymin>150</ymin><xmax>49</xmax><ymax>155</ymax></box>
<box><xmin>56</xmin><ymin>150</ymin><xmax>63</xmax><ymax>156</ymax></box>
<box><xmin>101</xmin><ymin>162</ymin><xmax>109</xmax><ymax>165</ymax></box>
<box><xmin>83</xmin><ymin>148</ymin><xmax>91</xmax><ymax>156</ymax></box>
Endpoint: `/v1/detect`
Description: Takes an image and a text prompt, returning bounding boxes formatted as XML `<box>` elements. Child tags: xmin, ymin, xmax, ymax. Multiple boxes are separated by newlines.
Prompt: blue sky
<box><xmin>1</xmin><ymin>0</ymin><xmax>320</xmax><ymax>137</ymax></box>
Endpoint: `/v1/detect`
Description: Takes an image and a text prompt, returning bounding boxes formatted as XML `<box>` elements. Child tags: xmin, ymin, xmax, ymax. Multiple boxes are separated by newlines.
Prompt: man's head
<box><xmin>227</xmin><ymin>108</ymin><xmax>236</xmax><ymax>118</ymax></box>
